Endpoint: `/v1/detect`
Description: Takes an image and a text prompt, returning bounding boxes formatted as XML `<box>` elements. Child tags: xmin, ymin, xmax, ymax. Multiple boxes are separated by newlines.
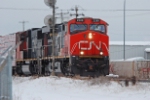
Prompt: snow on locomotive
<box><xmin>15</xmin><ymin>17</ymin><xmax>109</xmax><ymax>76</ymax></box>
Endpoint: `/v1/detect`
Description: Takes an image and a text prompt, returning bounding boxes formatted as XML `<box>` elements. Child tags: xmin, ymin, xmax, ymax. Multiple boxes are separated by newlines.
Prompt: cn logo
<box><xmin>79</xmin><ymin>41</ymin><xmax>101</xmax><ymax>50</ymax></box>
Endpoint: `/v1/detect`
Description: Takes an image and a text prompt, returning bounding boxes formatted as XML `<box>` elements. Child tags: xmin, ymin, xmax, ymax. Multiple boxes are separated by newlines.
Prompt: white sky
<box><xmin>0</xmin><ymin>0</ymin><xmax>150</xmax><ymax>41</ymax></box>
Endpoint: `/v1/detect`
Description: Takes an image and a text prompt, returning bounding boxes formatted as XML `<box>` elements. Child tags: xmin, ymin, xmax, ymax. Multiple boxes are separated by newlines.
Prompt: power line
<box><xmin>100</xmin><ymin>12</ymin><xmax>150</xmax><ymax>18</ymax></box>
<box><xmin>0</xmin><ymin>7</ymin><xmax>50</xmax><ymax>11</ymax></box>
<box><xmin>83</xmin><ymin>9</ymin><xmax>150</xmax><ymax>12</ymax></box>
<box><xmin>1</xmin><ymin>7</ymin><xmax>150</xmax><ymax>12</ymax></box>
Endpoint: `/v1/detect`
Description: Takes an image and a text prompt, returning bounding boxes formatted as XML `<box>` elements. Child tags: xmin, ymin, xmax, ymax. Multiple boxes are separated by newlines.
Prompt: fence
<box><xmin>0</xmin><ymin>47</ymin><xmax>13</xmax><ymax>100</ymax></box>
<box><xmin>136</xmin><ymin>61</ymin><xmax>150</xmax><ymax>79</ymax></box>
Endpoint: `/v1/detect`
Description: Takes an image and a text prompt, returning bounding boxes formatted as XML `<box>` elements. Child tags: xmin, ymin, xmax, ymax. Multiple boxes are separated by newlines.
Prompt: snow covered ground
<box><xmin>13</xmin><ymin>76</ymin><xmax>150</xmax><ymax>100</ymax></box>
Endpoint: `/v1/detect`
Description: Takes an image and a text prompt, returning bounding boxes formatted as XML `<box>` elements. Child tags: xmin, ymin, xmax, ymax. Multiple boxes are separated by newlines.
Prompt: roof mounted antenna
<box><xmin>70</xmin><ymin>5</ymin><xmax>84</xmax><ymax>19</ymax></box>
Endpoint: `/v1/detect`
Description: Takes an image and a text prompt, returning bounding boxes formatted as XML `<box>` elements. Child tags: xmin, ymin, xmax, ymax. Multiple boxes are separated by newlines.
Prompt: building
<box><xmin>145</xmin><ymin>48</ymin><xmax>150</xmax><ymax>59</ymax></box>
<box><xmin>109</xmin><ymin>41</ymin><xmax>150</xmax><ymax>60</ymax></box>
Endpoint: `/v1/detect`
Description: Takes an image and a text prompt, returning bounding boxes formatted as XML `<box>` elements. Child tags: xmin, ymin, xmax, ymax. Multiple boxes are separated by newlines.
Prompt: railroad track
<box><xmin>13</xmin><ymin>74</ymin><xmax>150</xmax><ymax>84</ymax></box>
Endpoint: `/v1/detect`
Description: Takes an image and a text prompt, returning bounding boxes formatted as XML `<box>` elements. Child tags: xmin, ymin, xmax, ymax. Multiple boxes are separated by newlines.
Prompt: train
<box><xmin>13</xmin><ymin>17</ymin><xmax>109</xmax><ymax>77</ymax></box>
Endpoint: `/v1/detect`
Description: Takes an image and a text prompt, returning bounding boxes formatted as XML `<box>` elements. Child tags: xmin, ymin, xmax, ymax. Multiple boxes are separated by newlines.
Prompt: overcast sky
<box><xmin>0</xmin><ymin>0</ymin><xmax>150</xmax><ymax>41</ymax></box>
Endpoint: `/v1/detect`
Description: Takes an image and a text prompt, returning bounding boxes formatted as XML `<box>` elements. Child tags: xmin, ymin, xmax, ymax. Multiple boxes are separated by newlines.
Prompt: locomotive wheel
<box><xmin>33</xmin><ymin>64</ymin><xmax>38</xmax><ymax>75</ymax></box>
<box><xmin>44</xmin><ymin>65</ymin><xmax>50</xmax><ymax>76</ymax></box>
<box><xmin>16</xmin><ymin>64</ymin><xmax>23</xmax><ymax>76</ymax></box>
<box><xmin>29</xmin><ymin>63</ymin><xmax>35</xmax><ymax>75</ymax></box>
<box><xmin>61</xmin><ymin>62</ymin><xmax>69</xmax><ymax>76</ymax></box>
<box><xmin>42</xmin><ymin>64</ymin><xmax>50</xmax><ymax>76</ymax></box>
<box><xmin>12</xmin><ymin>67</ymin><xmax>16</xmax><ymax>75</ymax></box>
<box><xmin>43</xmin><ymin>62</ymin><xmax>51</xmax><ymax>76</ymax></box>
<box><xmin>61</xmin><ymin>62</ymin><xmax>74</xmax><ymax>76</ymax></box>
<box><xmin>102</xmin><ymin>62</ymin><xmax>109</xmax><ymax>76</ymax></box>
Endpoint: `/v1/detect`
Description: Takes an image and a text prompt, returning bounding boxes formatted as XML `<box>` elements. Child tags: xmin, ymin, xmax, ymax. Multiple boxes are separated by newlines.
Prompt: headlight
<box><xmin>100</xmin><ymin>51</ymin><xmax>103</xmax><ymax>55</ymax></box>
<box><xmin>88</xmin><ymin>33</ymin><xmax>93</xmax><ymax>39</ymax></box>
<box><xmin>80</xmin><ymin>51</ymin><xmax>84</xmax><ymax>55</ymax></box>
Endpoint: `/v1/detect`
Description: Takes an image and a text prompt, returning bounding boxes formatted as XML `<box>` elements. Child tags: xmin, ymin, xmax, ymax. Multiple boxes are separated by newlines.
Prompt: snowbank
<box><xmin>145</xmin><ymin>48</ymin><xmax>150</xmax><ymax>52</ymax></box>
<box><xmin>125</xmin><ymin>57</ymin><xmax>145</xmax><ymax>61</ymax></box>
<box><xmin>111</xmin><ymin>57</ymin><xmax>145</xmax><ymax>62</ymax></box>
<box><xmin>110</xmin><ymin>41</ymin><xmax>150</xmax><ymax>45</ymax></box>
<box><xmin>13</xmin><ymin>76</ymin><xmax>150</xmax><ymax>100</ymax></box>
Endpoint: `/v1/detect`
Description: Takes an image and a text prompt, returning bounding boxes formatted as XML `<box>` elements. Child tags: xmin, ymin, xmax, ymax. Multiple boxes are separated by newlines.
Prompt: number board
<box><xmin>76</xmin><ymin>18</ymin><xmax>84</xmax><ymax>22</ymax></box>
<box><xmin>92</xmin><ymin>19</ymin><xmax>100</xmax><ymax>22</ymax></box>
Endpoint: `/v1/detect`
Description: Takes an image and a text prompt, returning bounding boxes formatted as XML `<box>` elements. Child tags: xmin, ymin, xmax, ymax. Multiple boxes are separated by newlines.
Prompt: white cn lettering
<box><xmin>79</xmin><ymin>41</ymin><xmax>101</xmax><ymax>50</ymax></box>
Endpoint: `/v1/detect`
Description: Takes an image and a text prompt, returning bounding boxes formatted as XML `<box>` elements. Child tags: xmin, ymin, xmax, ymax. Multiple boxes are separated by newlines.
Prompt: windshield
<box><xmin>90</xmin><ymin>24</ymin><xmax>105</xmax><ymax>33</ymax></box>
<box><xmin>70</xmin><ymin>24</ymin><xmax>87</xmax><ymax>34</ymax></box>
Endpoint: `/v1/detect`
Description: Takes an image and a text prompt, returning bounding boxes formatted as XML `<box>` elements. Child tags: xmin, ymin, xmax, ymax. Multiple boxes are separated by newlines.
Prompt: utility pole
<box><xmin>19</xmin><ymin>21</ymin><xmax>28</xmax><ymax>31</ymax></box>
<box><xmin>123</xmin><ymin>0</ymin><xmax>126</xmax><ymax>60</ymax></box>
<box><xmin>70</xmin><ymin>6</ymin><xmax>84</xmax><ymax>18</ymax></box>
<box><xmin>51</xmin><ymin>0</ymin><xmax>56</xmax><ymax>76</ymax></box>
<box><xmin>56</xmin><ymin>10</ymin><xmax>69</xmax><ymax>23</ymax></box>
<box><xmin>44</xmin><ymin>0</ymin><xmax>57</xmax><ymax>76</ymax></box>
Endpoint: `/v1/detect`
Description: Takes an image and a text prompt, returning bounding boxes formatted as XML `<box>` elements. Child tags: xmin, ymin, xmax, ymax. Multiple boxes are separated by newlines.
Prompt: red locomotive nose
<box><xmin>70</xmin><ymin>30</ymin><xmax>109</xmax><ymax>56</ymax></box>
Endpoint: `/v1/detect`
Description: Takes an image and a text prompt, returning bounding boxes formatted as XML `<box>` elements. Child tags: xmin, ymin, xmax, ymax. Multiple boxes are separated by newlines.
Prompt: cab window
<box><xmin>70</xmin><ymin>24</ymin><xmax>87</xmax><ymax>34</ymax></box>
<box><xmin>90</xmin><ymin>24</ymin><xmax>105</xmax><ymax>33</ymax></box>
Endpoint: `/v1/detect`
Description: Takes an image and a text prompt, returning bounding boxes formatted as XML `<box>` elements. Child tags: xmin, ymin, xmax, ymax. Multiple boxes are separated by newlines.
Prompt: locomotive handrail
<box><xmin>70</xmin><ymin>42</ymin><xmax>79</xmax><ymax>55</ymax></box>
<box><xmin>22</xmin><ymin>44</ymin><xmax>53</xmax><ymax>51</ymax></box>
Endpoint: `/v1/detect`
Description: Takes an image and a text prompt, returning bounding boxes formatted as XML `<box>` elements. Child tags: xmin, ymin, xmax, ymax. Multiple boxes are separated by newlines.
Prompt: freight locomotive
<box><xmin>14</xmin><ymin>17</ymin><xmax>109</xmax><ymax>77</ymax></box>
